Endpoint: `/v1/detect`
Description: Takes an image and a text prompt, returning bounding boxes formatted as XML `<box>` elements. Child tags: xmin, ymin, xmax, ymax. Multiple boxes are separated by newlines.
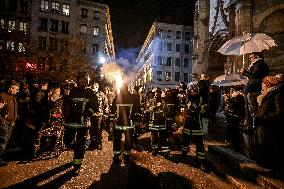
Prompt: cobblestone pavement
<box><xmin>0</xmin><ymin>130</ymin><xmax>222</xmax><ymax>189</ymax></box>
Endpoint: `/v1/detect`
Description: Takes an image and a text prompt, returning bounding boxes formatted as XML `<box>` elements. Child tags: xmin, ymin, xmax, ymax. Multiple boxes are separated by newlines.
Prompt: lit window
<box><xmin>7</xmin><ymin>41</ymin><xmax>15</xmax><ymax>50</ymax></box>
<box><xmin>62</xmin><ymin>4</ymin><xmax>69</xmax><ymax>15</ymax></box>
<box><xmin>8</xmin><ymin>21</ymin><xmax>15</xmax><ymax>32</ymax></box>
<box><xmin>93</xmin><ymin>26</ymin><xmax>99</xmax><ymax>36</ymax></box>
<box><xmin>158</xmin><ymin>29</ymin><xmax>163</xmax><ymax>38</ymax></box>
<box><xmin>18</xmin><ymin>42</ymin><xmax>25</xmax><ymax>52</ymax></box>
<box><xmin>166</xmin><ymin>72</ymin><xmax>172</xmax><ymax>81</ymax></box>
<box><xmin>80</xmin><ymin>24</ymin><xmax>87</xmax><ymax>34</ymax></box>
<box><xmin>0</xmin><ymin>19</ymin><xmax>4</xmax><ymax>29</ymax></box>
<box><xmin>19</xmin><ymin>22</ymin><xmax>27</xmax><ymax>33</ymax></box>
<box><xmin>41</xmin><ymin>0</ymin><xmax>49</xmax><ymax>11</ymax></box>
<box><xmin>51</xmin><ymin>1</ymin><xmax>60</xmax><ymax>13</ymax></box>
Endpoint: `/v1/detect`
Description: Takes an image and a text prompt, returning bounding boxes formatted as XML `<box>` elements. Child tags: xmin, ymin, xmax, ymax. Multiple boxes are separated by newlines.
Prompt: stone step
<box><xmin>207</xmin><ymin>144</ymin><xmax>284</xmax><ymax>189</ymax></box>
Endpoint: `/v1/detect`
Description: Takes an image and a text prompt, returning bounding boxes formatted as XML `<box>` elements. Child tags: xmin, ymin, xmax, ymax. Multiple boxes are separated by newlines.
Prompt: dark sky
<box><xmin>97</xmin><ymin>0</ymin><xmax>197</xmax><ymax>71</ymax></box>
<box><xmin>99</xmin><ymin>0</ymin><xmax>196</xmax><ymax>49</ymax></box>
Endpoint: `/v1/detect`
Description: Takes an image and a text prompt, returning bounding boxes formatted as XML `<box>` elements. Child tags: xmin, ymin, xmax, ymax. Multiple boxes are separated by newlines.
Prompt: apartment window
<box><xmin>166</xmin><ymin>72</ymin><xmax>171</xmax><ymax>81</ymax></box>
<box><xmin>158</xmin><ymin>29</ymin><xmax>163</xmax><ymax>38</ymax></box>
<box><xmin>49</xmin><ymin>38</ymin><xmax>58</xmax><ymax>51</ymax></box>
<box><xmin>39</xmin><ymin>37</ymin><xmax>47</xmax><ymax>50</ymax></box>
<box><xmin>158</xmin><ymin>42</ymin><xmax>163</xmax><ymax>51</ymax></box>
<box><xmin>166</xmin><ymin>57</ymin><xmax>172</xmax><ymax>67</ymax></box>
<box><xmin>175</xmin><ymin>58</ymin><xmax>180</xmax><ymax>67</ymax></box>
<box><xmin>176</xmin><ymin>31</ymin><xmax>181</xmax><ymax>39</ymax></box>
<box><xmin>51</xmin><ymin>1</ymin><xmax>60</xmax><ymax>13</ymax></box>
<box><xmin>157</xmin><ymin>71</ymin><xmax>162</xmax><ymax>81</ymax></box>
<box><xmin>39</xmin><ymin>18</ymin><xmax>48</xmax><ymax>31</ymax></box>
<box><xmin>175</xmin><ymin>72</ymin><xmax>180</xmax><ymax>82</ymax></box>
<box><xmin>92</xmin><ymin>44</ymin><xmax>99</xmax><ymax>54</ymax></box>
<box><xmin>184</xmin><ymin>58</ymin><xmax>189</xmax><ymax>67</ymax></box>
<box><xmin>93</xmin><ymin>11</ymin><xmax>100</xmax><ymax>20</ymax></box>
<box><xmin>176</xmin><ymin>44</ymin><xmax>181</xmax><ymax>52</ymax></box>
<box><xmin>41</xmin><ymin>0</ymin><xmax>49</xmax><ymax>11</ymax></box>
<box><xmin>184</xmin><ymin>44</ymin><xmax>189</xmax><ymax>53</ymax></box>
<box><xmin>7</xmin><ymin>41</ymin><xmax>14</xmax><ymax>50</ymax></box>
<box><xmin>80</xmin><ymin>24</ymin><xmax>87</xmax><ymax>34</ymax></box>
<box><xmin>184</xmin><ymin>73</ymin><xmax>189</xmax><ymax>82</ymax></box>
<box><xmin>93</xmin><ymin>26</ymin><xmax>99</xmax><ymax>36</ymax></box>
<box><xmin>20</xmin><ymin>1</ymin><xmax>28</xmax><ymax>13</ymax></box>
<box><xmin>157</xmin><ymin>56</ymin><xmax>163</xmax><ymax>65</ymax></box>
<box><xmin>81</xmin><ymin>8</ymin><xmax>88</xmax><ymax>18</ymax></box>
<box><xmin>8</xmin><ymin>20</ymin><xmax>15</xmax><ymax>32</ymax></box>
<box><xmin>167</xmin><ymin>30</ymin><xmax>172</xmax><ymax>38</ymax></box>
<box><xmin>50</xmin><ymin>19</ymin><xmax>59</xmax><ymax>32</ymax></box>
<box><xmin>18</xmin><ymin>42</ymin><xmax>25</xmax><ymax>52</ymax></box>
<box><xmin>61</xmin><ymin>21</ymin><xmax>69</xmax><ymax>33</ymax></box>
<box><xmin>0</xmin><ymin>19</ymin><xmax>4</xmax><ymax>29</ymax></box>
<box><xmin>19</xmin><ymin>22</ymin><xmax>27</xmax><ymax>33</ymax></box>
<box><xmin>62</xmin><ymin>4</ymin><xmax>69</xmax><ymax>16</ymax></box>
<box><xmin>185</xmin><ymin>32</ymin><xmax>191</xmax><ymax>40</ymax></box>
<box><xmin>166</xmin><ymin>43</ymin><xmax>172</xmax><ymax>51</ymax></box>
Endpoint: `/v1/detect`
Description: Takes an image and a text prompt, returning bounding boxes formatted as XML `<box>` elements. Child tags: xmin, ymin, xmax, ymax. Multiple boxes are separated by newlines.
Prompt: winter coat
<box><xmin>253</xmin><ymin>83</ymin><xmax>284</xmax><ymax>167</ymax></box>
<box><xmin>242</xmin><ymin>59</ymin><xmax>269</xmax><ymax>94</ymax></box>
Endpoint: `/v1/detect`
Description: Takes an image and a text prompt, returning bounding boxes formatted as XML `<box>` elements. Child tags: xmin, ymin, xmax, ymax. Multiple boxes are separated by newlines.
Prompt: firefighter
<box><xmin>112</xmin><ymin>83</ymin><xmax>134</xmax><ymax>165</ymax></box>
<box><xmin>63</xmin><ymin>74</ymin><xmax>98</xmax><ymax>174</ymax></box>
<box><xmin>181</xmin><ymin>85</ymin><xmax>208</xmax><ymax>172</ymax></box>
<box><xmin>149</xmin><ymin>87</ymin><xmax>170</xmax><ymax>156</ymax></box>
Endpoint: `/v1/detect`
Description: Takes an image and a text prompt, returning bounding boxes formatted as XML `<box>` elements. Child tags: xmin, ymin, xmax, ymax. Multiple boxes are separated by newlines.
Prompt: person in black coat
<box><xmin>241</xmin><ymin>52</ymin><xmax>269</xmax><ymax>126</ymax></box>
<box><xmin>253</xmin><ymin>75</ymin><xmax>284</xmax><ymax>171</ymax></box>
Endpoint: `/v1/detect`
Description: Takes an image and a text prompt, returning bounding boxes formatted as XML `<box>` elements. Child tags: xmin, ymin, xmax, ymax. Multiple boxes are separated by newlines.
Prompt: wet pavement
<box><xmin>0</xmin><ymin>130</ymin><xmax>225</xmax><ymax>189</ymax></box>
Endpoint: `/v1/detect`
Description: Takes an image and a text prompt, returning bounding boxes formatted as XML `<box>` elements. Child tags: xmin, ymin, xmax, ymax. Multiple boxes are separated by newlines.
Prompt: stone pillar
<box><xmin>235</xmin><ymin>0</ymin><xmax>253</xmax><ymax>35</ymax></box>
<box><xmin>192</xmin><ymin>0</ymin><xmax>210</xmax><ymax>75</ymax></box>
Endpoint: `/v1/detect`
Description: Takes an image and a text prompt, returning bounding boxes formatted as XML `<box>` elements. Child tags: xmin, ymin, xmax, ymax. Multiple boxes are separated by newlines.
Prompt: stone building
<box><xmin>131</xmin><ymin>22</ymin><xmax>193</xmax><ymax>90</ymax></box>
<box><xmin>0</xmin><ymin>0</ymin><xmax>115</xmax><ymax>79</ymax></box>
<box><xmin>194</xmin><ymin>0</ymin><xmax>284</xmax><ymax>80</ymax></box>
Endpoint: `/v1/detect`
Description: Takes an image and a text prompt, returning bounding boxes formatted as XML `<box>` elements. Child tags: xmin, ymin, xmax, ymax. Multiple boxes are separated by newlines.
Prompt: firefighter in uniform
<box><xmin>112</xmin><ymin>84</ymin><xmax>134</xmax><ymax>165</ymax></box>
<box><xmin>149</xmin><ymin>88</ymin><xmax>170</xmax><ymax>156</ymax></box>
<box><xmin>63</xmin><ymin>75</ymin><xmax>98</xmax><ymax>173</ymax></box>
<box><xmin>181</xmin><ymin>85</ymin><xmax>207</xmax><ymax>171</ymax></box>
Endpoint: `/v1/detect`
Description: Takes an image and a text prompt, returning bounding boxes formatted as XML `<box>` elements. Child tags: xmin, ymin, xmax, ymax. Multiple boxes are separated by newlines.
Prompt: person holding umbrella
<box><xmin>240</xmin><ymin>52</ymin><xmax>269</xmax><ymax>127</ymax></box>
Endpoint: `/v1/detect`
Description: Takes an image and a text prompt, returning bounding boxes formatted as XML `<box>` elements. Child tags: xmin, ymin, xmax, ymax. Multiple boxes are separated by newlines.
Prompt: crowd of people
<box><xmin>0</xmin><ymin>52</ymin><xmax>283</xmax><ymax>174</ymax></box>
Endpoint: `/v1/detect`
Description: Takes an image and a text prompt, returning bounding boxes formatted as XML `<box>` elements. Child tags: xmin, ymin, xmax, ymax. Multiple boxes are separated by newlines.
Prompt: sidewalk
<box><xmin>205</xmin><ymin>113</ymin><xmax>284</xmax><ymax>189</ymax></box>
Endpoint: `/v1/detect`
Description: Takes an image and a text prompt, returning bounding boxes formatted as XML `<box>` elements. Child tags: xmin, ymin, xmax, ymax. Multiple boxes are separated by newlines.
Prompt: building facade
<box><xmin>131</xmin><ymin>22</ymin><xmax>193</xmax><ymax>90</ymax></box>
<box><xmin>194</xmin><ymin>0</ymin><xmax>284</xmax><ymax>80</ymax></box>
<box><xmin>0</xmin><ymin>0</ymin><xmax>115</xmax><ymax>79</ymax></box>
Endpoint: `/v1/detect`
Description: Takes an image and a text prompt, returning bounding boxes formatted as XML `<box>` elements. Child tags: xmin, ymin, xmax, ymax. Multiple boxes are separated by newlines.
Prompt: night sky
<box><xmin>97</xmin><ymin>0</ymin><xmax>197</xmax><ymax>71</ymax></box>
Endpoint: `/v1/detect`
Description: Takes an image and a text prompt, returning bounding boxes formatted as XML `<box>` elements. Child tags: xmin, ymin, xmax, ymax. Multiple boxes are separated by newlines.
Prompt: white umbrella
<box><xmin>212</xmin><ymin>74</ymin><xmax>246</xmax><ymax>86</ymax></box>
<box><xmin>218</xmin><ymin>33</ymin><xmax>276</xmax><ymax>55</ymax></box>
<box><xmin>217</xmin><ymin>33</ymin><xmax>277</xmax><ymax>68</ymax></box>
